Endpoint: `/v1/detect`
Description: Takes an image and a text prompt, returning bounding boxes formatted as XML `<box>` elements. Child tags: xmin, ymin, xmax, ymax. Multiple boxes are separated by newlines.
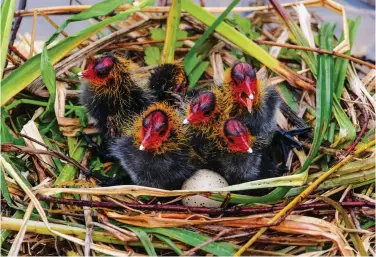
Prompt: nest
<box><xmin>1</xmin><ymin>0</ymin><xmax>375</xmax><ymax>256</ymax></box>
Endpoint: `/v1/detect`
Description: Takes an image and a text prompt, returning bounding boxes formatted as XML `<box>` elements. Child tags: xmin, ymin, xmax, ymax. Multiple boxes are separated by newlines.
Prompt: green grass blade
<box><xmin>187</xmin><ymin>61</ymin><xmax>209</xmax><ymax>87</ymax></box>
<box><xmin>301</xmin><ymin>23</ymin><xmax>334</xmax><ymax>171</ymax></box>
<box><xmin>127</xmin><ymin>227</ymin><xmax>157</xmax><ymax>256</ymax></box>
<box><xmin>1</xmin><ymin>162</ymin><xmax>18</xmax><ymax>208</ymax></box>
<box><xmin>332</xmin><ymin>96</ymin><xmax>356</xmax><ymax>147</ymax></box>
<box><xmin>335</xmin><ymin>17</ymin><xmax>360</xmax><ymax>97</ymax></box>
<box><xmin>1</xmin><ymin>0</ymin><xmax>154</xmax><ymax>107</ymax></box>
<box><xmin>160</xmin><ymin>0</ymin><xmax>181</xmax><ymax>64</ymax></box>
<box><xmin>0</xmin><ymin>0</ymin><xmax>16</xmax><ymax>76</ymax></box>
<box><xmin>278</xmin><ymin>84</ymin><xmax>299</xmax><ymax>112</ymax></box>
<box><xmin>146</xmin><ymin>227</ymin><xmax>236</xmax><ymax>256</ymax></box>
<box><xmin>54</xmin><ymin>137</ymin><xmax>86</xmax><ymax>186</ymax></box>
<box><xmin>181</xmin><ymin>0</ymin><xmax>314</xmax><ymax>91</ymax></box>
<box><xmin>154</xmin><ymin>234</ymin><xmax>183</xmax><ymax>255</ymax></box>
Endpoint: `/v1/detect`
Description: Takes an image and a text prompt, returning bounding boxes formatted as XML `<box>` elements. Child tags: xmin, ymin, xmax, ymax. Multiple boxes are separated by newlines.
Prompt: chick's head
<box><xmin>221</xmin><ymin>119</ymin><xmax>253</xmax><ymax>154</ymax></box>
<box><xmin>79</xmin><ymin>55</ymin><xmax>116</xmax><ymax>86</ymax></box>
<box><xmin>140</xmin><ymin>110</ymin><xmax>171</xmax><ymax>151</ymax></box>
<box><xmin>227</xmin><ymin>62</ymin><xmax>259</xmax><ymax>113</ymax></box>
<box><xmin>184</xmin><ymin>91</ymin><xmax>217</xmax><ymax>126</ymax></box>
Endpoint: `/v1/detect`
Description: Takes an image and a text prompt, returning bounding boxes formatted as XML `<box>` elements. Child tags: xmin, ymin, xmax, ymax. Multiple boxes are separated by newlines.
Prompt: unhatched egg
<box><xmin>181</xmin><ymin>169</ymin><xmax>229</xmax><ymax>208</ymax></box>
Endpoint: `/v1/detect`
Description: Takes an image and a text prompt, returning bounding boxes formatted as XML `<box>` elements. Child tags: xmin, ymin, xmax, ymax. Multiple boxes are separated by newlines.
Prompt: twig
<box><xmin>253</xmin><ymin>40</ymin><xmax>376</xmax><ymax>69</ymax></box>
<box><xmin>37</xmin><ymin>10</ymin><xmax>69</xmax><ymax>38</ymax></box>
<box><xmin>9</xmin><ymin>0</ymin><xmax>27</xmax><ymax>46</ymax></box>
<box><xmin>8</xmin><ymin>44</ymin><xmax>28</xmax><ymax>62</ymax></box>
<box><xmin>102</xmin><ymin>35</ymin><xmax>201</xmax><ymax>50</ymax></box>
<box><xmin>1</xmin><ymin>141</ymin><xmax>89</xmax><ymax>174</ymax></box>
<box><xmin>35</xmin><ymin>195</ymin><xmax>375</xmax><ymax>214</ymax></box>
<box><xmin>29</xmin><ymin>10</ymin><xmax>38</xmax><ymax>59</ymax></box>
<box><xmin>342</xmin><ymin>103</ymin><xmax>370</xmax><ymax>158</ymax></box>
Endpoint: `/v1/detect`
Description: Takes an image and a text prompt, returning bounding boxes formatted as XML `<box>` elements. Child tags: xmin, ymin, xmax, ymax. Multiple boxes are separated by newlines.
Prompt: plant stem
<box><xmin>161</xmin><ymin>0</ymin><xmax>181</xmax><ymax>64</ymax></box>
<box><xmin>36</xmin><ymin>195</ymin><xmax>374</xmax><ymax>215</ymax></box>
<box><xmin>253</xmin><ymin>40</ymin><xmax>375</xmax><ymax>69</ymax></box>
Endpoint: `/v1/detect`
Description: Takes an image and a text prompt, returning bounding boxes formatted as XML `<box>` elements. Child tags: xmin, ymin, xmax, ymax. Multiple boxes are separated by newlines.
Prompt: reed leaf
<box><xmin>181</xmin><ymin>0</ymin><xmax>314</xmax><ymax>90</ymax></box>
<box><xmin>54</xmin><ymin>137</ymin><xmax>86</xmax><ymax>186</ymax></box>
<box><xmin>1</xmin><ymin>0</ymin><xmax>154</xmax><ymax>107</ymax></box>
<box><xmin>127</xmin><ymin>226</ymin><xmax>157</xmax><ymax>256</ymax></box>
<box><xmin>145</xmin><ymin>227</ymin><xmax>236</xmax><ymax>256</ymax></box>
<box><xmin>154</xmin><ymin>234</ymin><xmax>183</xmax><ymax>255</ymax></box>
<box><xmin>334</xmin><ymin>17</ymin><xmax>360</xmax><ymax>98</ymax></box>
<box><xmin>160</xmin><ymin>0</ymin><xmax>181</xmax><ymax>64</ymax></box>
<box><xmin>0</xmin><ymin>0</ymin><xmax>16</xmax><ymax>76</ymax></box>
<box><xmin>332</xmin><ymin>96</ymin><xmax>356</xmax><ymax>148</ymax></box>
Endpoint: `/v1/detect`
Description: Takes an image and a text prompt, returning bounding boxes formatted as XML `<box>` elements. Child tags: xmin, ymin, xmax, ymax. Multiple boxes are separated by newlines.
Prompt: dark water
<box><xmin>14</xmin><ymin>0</ymin><xmax>375</xmax><ymax>59</ymax></box>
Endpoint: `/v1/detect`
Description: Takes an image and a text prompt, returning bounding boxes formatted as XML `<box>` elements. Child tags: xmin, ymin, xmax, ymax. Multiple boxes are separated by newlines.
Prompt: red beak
<box><xmin>241</xmin><ymin>77</ymin><xmax>257</xmax><ymax>113</ymax></box>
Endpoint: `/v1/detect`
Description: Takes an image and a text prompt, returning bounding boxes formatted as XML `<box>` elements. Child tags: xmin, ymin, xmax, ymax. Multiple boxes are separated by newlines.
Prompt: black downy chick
<box><xmin>148</xmin><ymin>64</ymin><xmax>188</xmax><ymax>105</ymax></box>
<box><xmin>183</xmin><ymin>89</ymin><xmax>232</xmax><ymax>165</ymax></box>
<box><xmin>79</xmin><ymin>53</ymin><xmax>155</xmax><ymax>138</ymax></box>
<box><xmin>226</xmin><ymin>62</ymin><xmax>309</xmax><ymax>151</ymax></box>
<box><xmin>110</xmin><ymin>102</ymin><xmax>196</xmax><ymax>189</ymax></box>
<box><xmin>207</xmin><ymin>118</ymin><xmax>283</xmax><ymax>186</ymax></box>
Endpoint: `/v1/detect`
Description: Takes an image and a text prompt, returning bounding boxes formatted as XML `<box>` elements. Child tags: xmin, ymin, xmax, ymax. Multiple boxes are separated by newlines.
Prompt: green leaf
<box><xmin>55</xmin><ymin>137</ymin><xmax>86</xmax><ymax>186</ymax></box>
<box><xmin>0</xmin><ymin>0</ymin><xmax>16</xmax><ymax>75</ymax></box>
<box><xmin>332</xmin><ymin>96</ymin><xmax>356</xmax><ymax>148</ymax></box>
<box><xmin>39</xmin><ymin>47</ymin><xmax>57</xmax><ymax>121</ymax></box>
<box><xmin>187</xmin><ymin>61</ymin><xmax>209</xmax><ymax>87</ymax></box>
<box><xmin>154</xmin><ymin>234</ymin><xmax>183</xmax><ymax>255</ymax></box>
<box><xmin>233</xmin><ymin>13</ymin><xmax>259</xmax><ymax>40</ymax></box>
<box><xmin>89</xmin><ymin>156</ymin><xmax>104</xmax><ymax>172</ymax></box>
<box><xmin>160</xmin><ymin>0</ymin><xmax>182</xmax><ymax>63</ymax></box>
<box><xmin>334</xmin><ymin>17</ymin><xmax>360</xmax><ymax>97</ymax></box>
<box><xmin>144</xmin><ymin>47</ymin><xmax>161</xmax><ymax>66</ymax></box>
<box><xmin>127</xmin><ymin>227</ymin><xmax>157</xmax><ymax>256</ymax></box>
<box><xmin>146</xmin><ymin>227</ymin><xmax>236</xmax><ymax>256</ymax></box>
<box><xmin>0</xmin><ymin>163</ymin><xmax>17</xmax><ymax>208</ymax></box>
<box><xmin>73</xmin><ymin>106</ymin><xmax>88</xmax><ymax>127</ymax></box>
<box><xmin>1</xmin><ymin>0</ymin><xmax>154</xmax><ymax>107</ymax></box>
<box><xmin>1</xmin><ymin>108</ymin><xmax>24</xmax><ymax>145</ymax></box>
<box><xmin>151</xmin><ymin>28</ymin><xmax>187</xmax><ymax>48</ymax></box>
<box><xmin>278</xmin><ymin>84</ymin><xmax>299</xmax><ymax>113</ymax></box>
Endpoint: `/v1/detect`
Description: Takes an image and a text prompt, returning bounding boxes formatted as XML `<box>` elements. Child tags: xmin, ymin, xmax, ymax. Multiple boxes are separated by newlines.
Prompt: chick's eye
<box><xmin>227</xmin><ymin>137</ymin><xmax>235</xmax><ymax>144</ymax></box>
<box><xmin>159</xmin><ymin>129</ymin><xmax>166</xmax><ymax>136</ymax></box>
<box><xmin>203</xmin><ymin>110</ymin><xmax>211</xmax><ymax>116</ymax></box>
<box><xmin>95</xmin><ymin>65</ymin><xmax>111</xmax><ymax>78</ymax></box>
<box><xmin>232</xmin><ymin>73</ymin><xmax>244</xmax><ymax>82</ymax></box>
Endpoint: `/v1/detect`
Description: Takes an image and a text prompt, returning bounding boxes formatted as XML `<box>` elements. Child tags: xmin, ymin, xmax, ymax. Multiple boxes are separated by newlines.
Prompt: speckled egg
<box><xmin>181</xmin><ymin>169</ymin><xmax>229</xmax><ymax>208</ymax></box>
